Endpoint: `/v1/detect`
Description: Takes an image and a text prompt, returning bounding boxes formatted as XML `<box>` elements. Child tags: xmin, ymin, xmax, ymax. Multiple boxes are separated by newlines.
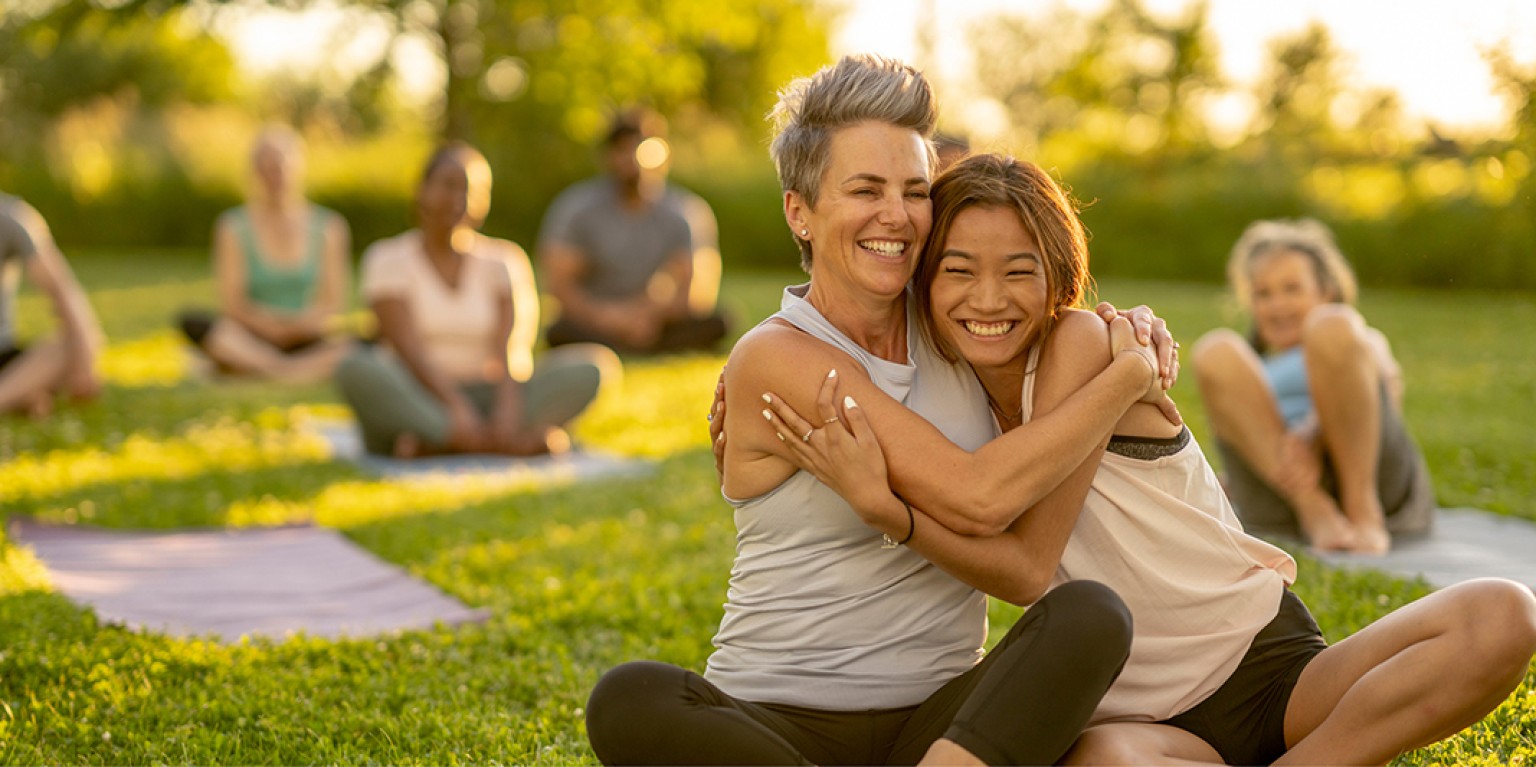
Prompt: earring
<box><xmin>799</xmin><ymin>228</ymin><xmax>809</xmax><ymax>237</ymax></box>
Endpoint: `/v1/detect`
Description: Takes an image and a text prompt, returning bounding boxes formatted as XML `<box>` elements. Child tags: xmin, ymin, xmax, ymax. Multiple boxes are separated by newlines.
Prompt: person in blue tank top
<box><xmin>177</xmin><ymin>126</ymin><xmax>352</xmax><ymax>383</ymax></box>
<box><xmin>1191</xmin><ymin>219</ymin><xmax>1434</xmax><ymax>554</ymax></box>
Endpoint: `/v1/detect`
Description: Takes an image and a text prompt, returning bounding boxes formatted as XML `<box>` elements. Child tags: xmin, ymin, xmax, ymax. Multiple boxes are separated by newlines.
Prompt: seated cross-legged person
<box><xmin>336</xmin><ymin>142</ymin><xmax>617</xmax><ymax>457</ymax></box>
<box><xmin>178</xmin><ymin>126</ymin><xmax>352</xmax><ymax>383</ymax></box>
<box><xmin>0</xmin><ymin>193</ymin><xmax>104</xmax><ymax>417</ymax></box>
<box><xmin>538</xmin><ymin>109</ymin><xmax>729</xmax><ymax>355</ymax></box>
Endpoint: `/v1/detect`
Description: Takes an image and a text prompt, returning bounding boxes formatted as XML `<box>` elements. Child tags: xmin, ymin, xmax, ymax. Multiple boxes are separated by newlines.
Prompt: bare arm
<box><xmin>764</xmin><ymin>311</ymin><xmax>1123</xmax><ymax>604</ymax></box>
<box><xmin>299</xmin><ymin>211</ymin><xmax>351</xmax><ymax>334</ymax></box>
<box><xmin>502</xmin><ymin>241</ymin><xmax>540</xmax><ymax>382</ymax></box>
<box><xmin>731</xmin><ymin>314</ymin><xmax>1157</xmax><ymax>536</ymax></box>
<box><xmin>654</xmin><ymin>247</ymin><xmax>695</xmax><ymax>318</ymax></box>
<box><xmin>540</xmin><ymin>241</ymin><xmax>662</xmax><ymax>346</ymax></box>
<box><xmin>23</xmin><ymin>238</ymin><xmax>103</xmax><ymax>398</ymax></box>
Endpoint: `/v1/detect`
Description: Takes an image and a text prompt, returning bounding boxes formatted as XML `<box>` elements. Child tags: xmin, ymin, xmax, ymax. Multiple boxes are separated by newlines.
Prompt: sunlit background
<box><xmin>3</xmin><ymin>0</ymin><xmax>1535</xmax><ymax>289</ymax></box>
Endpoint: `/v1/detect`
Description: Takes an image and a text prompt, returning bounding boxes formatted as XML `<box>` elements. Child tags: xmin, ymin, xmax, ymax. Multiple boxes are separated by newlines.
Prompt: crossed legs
<box><xmin>1064</xmin><ymin>579</ymin><xmax>1536</xmax><ymax>765</ymax></box>
<box><xmin>200</xmin><ymin>319</ymin><xmax>347</xmax><ymax>384</ymax></box>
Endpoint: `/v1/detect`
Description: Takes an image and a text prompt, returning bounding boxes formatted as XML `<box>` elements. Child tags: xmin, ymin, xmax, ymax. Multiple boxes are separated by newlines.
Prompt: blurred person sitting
<box><xmin>538</xmin><ymin>109</ymin><xmax>729</xmax><ymax>355</ymax></box>
<box><xmin>934</xmin><ymin>131</ymin><xmax>971</xmax><ymax>172</ymax></box>
<box><xmin>336</xmin><ymin>143</ymin><xmax>618</xmax><ymax>458</ymax></box>
<box><xmin>177</xmin><ymin>126</ymin><xmax>351</xmax><ymax>383</ymax></box>
<box><xmin>1192</xmin><ymin>218</ymin><xmax>1434</xmax><ymax>555</ymax></box>
<box><xmin>0</xmin><ymin>193</ymin><xmax>104</xmax><ymax>417</ymax></box>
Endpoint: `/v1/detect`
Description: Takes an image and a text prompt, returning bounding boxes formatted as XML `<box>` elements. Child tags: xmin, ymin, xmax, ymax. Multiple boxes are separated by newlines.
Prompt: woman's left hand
<box><xmin>761</xmin><ymin>370</ymin><xmax>905</xmax><ymax>531</ymax></box>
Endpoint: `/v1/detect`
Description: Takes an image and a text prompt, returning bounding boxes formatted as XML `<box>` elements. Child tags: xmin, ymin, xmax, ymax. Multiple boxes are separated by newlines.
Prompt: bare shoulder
<box><xmin>727</xmin><ymin>320</ymin><xmax>854</xmax><ymax>387</ymax></box>
<box><xmin>1041</xmin><ymin>309</ymin><xmax>1112</xmax><ymax>369</ymax></box>
<box><xmin>323</xmin><ymin>207</ymin><xmax>351</xmax><ymax>237</ymax></box>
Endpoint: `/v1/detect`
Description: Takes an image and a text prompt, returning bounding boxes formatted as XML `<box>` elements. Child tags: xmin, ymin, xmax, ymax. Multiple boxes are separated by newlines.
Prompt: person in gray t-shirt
<box><xmin>0</xmin><ymin>193</ymin><xmax>104</xmax><ymax>416</ymax></box>
<box><xmin>538</xmin><ymin>109</ymin><xmax>728</xmax><ymax>354</ymax></box>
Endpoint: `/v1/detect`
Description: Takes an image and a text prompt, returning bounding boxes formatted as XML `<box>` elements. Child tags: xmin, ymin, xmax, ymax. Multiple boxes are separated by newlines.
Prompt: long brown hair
<box><xmin>915</xmin><ymin>153</ymin><xmax>1092</xmax><ymax>363</ymax></box>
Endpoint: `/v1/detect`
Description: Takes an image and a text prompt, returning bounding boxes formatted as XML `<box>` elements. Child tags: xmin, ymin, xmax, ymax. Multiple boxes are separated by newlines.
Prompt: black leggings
<box><xmin>585</xmin><ymin>580</ymin><xmax>1132</xmax><ymax>765</ymax></box>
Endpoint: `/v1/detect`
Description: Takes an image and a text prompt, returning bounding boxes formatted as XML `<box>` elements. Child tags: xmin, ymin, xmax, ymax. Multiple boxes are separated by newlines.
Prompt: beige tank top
<box><xmin>1018</xmin><ymin>346</ymin><xmax>1298</xmax><ymax>723</ymax></box>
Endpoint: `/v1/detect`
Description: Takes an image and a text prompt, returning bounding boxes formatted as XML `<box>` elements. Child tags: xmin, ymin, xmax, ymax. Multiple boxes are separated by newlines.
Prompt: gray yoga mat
<box><xmin>8</xmin><ymin>518</ymin><xmax>490</xmax><ymax>642</ymax></box>
<box><xmin>1307</xmin><ymin>508</ymin><xmax>1536</xmax><ymax>590</ymax></box>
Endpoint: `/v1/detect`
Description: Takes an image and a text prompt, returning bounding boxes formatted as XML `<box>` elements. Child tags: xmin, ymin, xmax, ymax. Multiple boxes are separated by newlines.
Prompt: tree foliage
<box><xmin>970</xmin><ymin>0</ymin><xmax>1222</xmax><ymax>157</ymax></box>
<box><xmin>0</xmin><ymin>1</ymin><xmax>237</xmax><ymax>119</ymax></box>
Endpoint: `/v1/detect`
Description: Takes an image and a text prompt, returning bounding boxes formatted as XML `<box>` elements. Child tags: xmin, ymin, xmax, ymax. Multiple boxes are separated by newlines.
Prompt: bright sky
<box><xmin>833</xmin><ymin>0</ymin><xmax>1536</xmax><ymax>136</ymax></box>
<box><xmin>223</xmin><ymin>0</ymin><xmax>1536</xmax><ymax>137</ymax></box>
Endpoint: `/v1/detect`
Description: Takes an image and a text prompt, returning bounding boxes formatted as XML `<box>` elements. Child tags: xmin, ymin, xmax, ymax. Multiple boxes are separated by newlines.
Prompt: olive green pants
<box><xmin>335</xmin><ymin>343</ymin><xmax>607</xmax><ymax>455</ymax></box>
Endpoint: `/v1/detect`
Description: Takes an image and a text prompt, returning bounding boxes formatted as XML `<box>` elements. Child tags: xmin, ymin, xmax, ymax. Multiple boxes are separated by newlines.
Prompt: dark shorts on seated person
<box><xmin>545</xmin><ymin>312</ymin><xmax>728</xmax><ymax>355</ymax></box>
<box><xmin>1159</xmin><ymin>589</ymin><xmax>1327</xmax><ymax>766</ymax></box>
<box><xmin>0</xmin><ymin>344</ymin><xmax>23</xmax><ymax>373</ymax></box>
<box><xmin>1217</xmin><ymin>392</ymin><xmax>1434</xmax><ymax>541</ymax></box>
<box><xmin>176</xmin><ymin>309</ymin><xmax>324</xmax><ymax>356</ymax></box>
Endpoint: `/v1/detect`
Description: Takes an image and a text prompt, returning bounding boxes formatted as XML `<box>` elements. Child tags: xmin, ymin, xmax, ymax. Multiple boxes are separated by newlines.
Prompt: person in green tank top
<box><xmin>177</xmin><ymin>126</ymin><xmax>352</xmax><ymax>383</ymax></box>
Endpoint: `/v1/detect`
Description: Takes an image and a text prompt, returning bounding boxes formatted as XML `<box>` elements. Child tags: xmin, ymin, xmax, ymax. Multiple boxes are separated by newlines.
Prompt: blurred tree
<box><xmin>1249</xmin><ymin>22</ymin><xmax>1346</xmax><ymax>152</ymax></box>
<box><xmin>969</xmin><ymin>0</ymin><xmax>1222</xmax><ymax>158</ymax></box>
<box><xmin>1486</xmin><ymin>42</ymin><xmax>1536</xmax><ymax>150</ymax></box>
<box><xmin>0</xmin><ymin>1</ymin><xmax>237</xmax><ymax>119</ymax></box>
<box><xmin>242</xmin><ymin>0</ymin><xmax>831</xmax><ymax>145</ymax></box>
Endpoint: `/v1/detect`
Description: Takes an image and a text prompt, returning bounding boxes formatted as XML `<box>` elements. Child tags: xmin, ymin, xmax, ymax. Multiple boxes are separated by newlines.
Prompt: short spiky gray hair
<box><xmin>769</xmin><ymin>54</ymin><xmax>938</xmax><ymax>270</ymax></box>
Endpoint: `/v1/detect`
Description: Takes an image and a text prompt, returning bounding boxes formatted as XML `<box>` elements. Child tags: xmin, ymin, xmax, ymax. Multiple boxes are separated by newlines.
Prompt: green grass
<box><xmin>1</xmin><ymin>249</ymin><xmax>1533</xmax><ymax>765</ymax></box>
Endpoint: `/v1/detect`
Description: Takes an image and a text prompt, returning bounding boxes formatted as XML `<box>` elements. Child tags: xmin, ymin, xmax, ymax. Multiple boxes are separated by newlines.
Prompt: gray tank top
<box><xmin>704</xmin><ymin>284</ymin><xmax>997</xmax><ymax>710</ymax></box>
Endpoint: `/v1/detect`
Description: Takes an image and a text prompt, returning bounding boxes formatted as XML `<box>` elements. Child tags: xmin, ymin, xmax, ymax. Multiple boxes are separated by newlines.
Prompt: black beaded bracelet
<box><xmin>896</xmin><ymin>497</ymin><xmax>915</xmax><ymax>545</ymax></box>
<box><xmin>882</xmin><ymin>497</ymin><xmax>916</xmax><ymax>548</ymax></box>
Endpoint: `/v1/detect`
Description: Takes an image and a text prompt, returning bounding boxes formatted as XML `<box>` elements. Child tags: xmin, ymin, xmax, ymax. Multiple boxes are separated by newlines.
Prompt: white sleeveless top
<box><xmin>1017</xmin><ymin>347</ymin><xmax>1298</xmax><ymax>723</ymax></box>
<box><xmin>704</xmin><ymin>284</ymin><xmax>996</xmax><ymax>710</ymax></box>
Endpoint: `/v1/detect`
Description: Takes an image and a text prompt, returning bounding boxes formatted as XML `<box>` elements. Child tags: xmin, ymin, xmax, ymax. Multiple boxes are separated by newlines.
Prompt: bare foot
<box><xmin>1294</xmin><ymin>492</ymin><xmax>1358</xmax><ymax>551</ymax></box>
<box><xmin>544</xmin><ymin>427</ymin><xmax>572</xmax><ymax>456</ymax></box>
<box><xmin>392</xmin><ymin>432</ymin><xmax>422</xmax><ymax>459</ymax></box>
<box><xmin>1347</xmin><ymin>524</ymin><xmax>1390</xmax><ymax>556</ymax></box>
<box><xmin>25</xmin><ymin>392</ymin><xmax>53</xmax><ymax>420</ymax></box>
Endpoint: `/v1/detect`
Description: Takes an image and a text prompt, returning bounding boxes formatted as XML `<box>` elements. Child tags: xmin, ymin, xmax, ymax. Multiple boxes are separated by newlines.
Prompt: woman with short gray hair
<box><xmin>585</xmin><ymin>54</ymin><xmax>1178</xmax><ymax>766</ymax></box>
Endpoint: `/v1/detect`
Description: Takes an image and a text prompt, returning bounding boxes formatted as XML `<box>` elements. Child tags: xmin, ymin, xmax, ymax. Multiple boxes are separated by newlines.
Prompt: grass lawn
<box><xmin>2</xmin><ymin>248</ymin><xmax>1533</xmax><ymax>765</ymax></box>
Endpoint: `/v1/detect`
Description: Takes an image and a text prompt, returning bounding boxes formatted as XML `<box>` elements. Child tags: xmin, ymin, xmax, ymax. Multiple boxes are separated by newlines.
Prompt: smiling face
<box><xmin>1249</xmin><ymin>247</ymin><xmax>1330</xmax><ymax>350</ymax></box>
<box><xmin>788</xmin><ymin>120</ymin><xmax>932</xmax><ymax>302</ymax></box>
<box><xmin>928</xmin><ymin>205</ymin><xmax>1048</xmax><ymax>374</ymax></box>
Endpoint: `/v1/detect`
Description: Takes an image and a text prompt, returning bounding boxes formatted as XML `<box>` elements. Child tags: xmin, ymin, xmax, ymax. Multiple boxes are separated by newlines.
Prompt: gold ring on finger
<box><xmin>801</xmin><ymin>428</ymin><xmax>814</xmax><ymax>442</ymax></box>
<box><xmin>823</xmin><ymin>416</ymin><xmax>840</xmax><ymax>425</ymax></box>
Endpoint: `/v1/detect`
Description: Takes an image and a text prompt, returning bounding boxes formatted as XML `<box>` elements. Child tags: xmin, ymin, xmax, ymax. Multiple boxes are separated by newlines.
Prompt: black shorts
<box><xmin>1160</xmin><ymin>590</ymin><xmax>1327</xmax><ymax>765</ymax></box>
<box><xmin>0</xmin><ymin>344</ymin><xmax>22</xmax><ymax>372</ymax></box>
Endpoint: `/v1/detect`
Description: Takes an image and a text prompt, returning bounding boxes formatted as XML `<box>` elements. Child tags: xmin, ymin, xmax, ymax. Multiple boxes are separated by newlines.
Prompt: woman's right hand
<box><xmin>761</xmin><ymin>370</ymin><xmax>907</xmax><ymax>534</ymax></box>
